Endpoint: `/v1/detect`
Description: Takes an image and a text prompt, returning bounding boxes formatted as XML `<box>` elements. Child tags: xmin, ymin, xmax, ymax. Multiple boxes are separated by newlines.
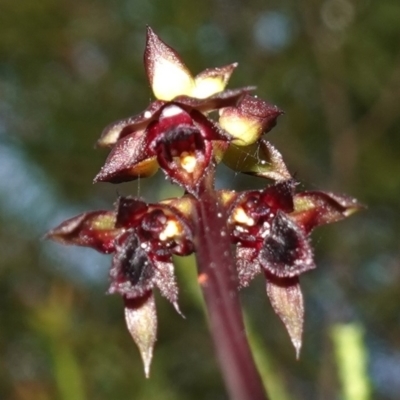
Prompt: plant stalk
<box><xmin>194</xmin><ymin>187</ymin><xmax>268</xmax><ymax>400</ymax></box>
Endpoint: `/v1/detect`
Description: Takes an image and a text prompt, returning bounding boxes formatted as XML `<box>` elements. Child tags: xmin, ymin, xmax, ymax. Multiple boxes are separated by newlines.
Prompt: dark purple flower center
<box><xmin>109</xmin><ymin>232</ymin><xmax>154</xmax><ymax>298</ymax></box>
<box><xmin>259</xmin><ymin>213</ymin><xmax>314</xmax><ymax>278</ymax></box>
<box><xmin>150</xmin><ymin>125</ymin><xmax>205</xmax><ymax>168</ymax></box>
<box><xmin>123</xmin><ymin>245</ymin><xmax>153</xmax><ymax>286</ymax></box>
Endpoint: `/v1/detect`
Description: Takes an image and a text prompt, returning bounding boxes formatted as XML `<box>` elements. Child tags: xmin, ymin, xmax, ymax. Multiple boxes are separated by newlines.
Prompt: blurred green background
<box><xmin>1</xmin><ymin>0</ymin><xmax>399</xmax><ymax>399</ymax></box>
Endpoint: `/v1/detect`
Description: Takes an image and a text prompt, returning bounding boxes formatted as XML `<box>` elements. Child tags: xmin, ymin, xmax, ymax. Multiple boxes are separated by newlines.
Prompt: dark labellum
<box><xmin>259</xmin><ymin>212</ymin><xmax>315</xmax><ymax>278</ymax></box>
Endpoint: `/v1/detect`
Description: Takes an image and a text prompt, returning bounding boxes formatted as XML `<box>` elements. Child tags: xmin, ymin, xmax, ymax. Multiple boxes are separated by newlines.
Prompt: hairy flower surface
<box><xmin>95</xmin><ymin>27</ymin><xmax>255</xmax><ymax>194</ymax></box>
<box><xmin>47</xmin><ymin>26</ymin><xmax>362</xmax><ymax>377</ymax></box>
<box><xmin>95</xmin><ymin>103</ymin><xmax>230</xmax><ymax>193</ymax></box>
<box><xmin>47</xmin><ymin>196</ymin><xmax>194</xmax><ymax>376</ymax></box>
<box><xmin>225</xmin><ymin>181</ymin><xmax>362</xmax><ymax>354</ymax></box>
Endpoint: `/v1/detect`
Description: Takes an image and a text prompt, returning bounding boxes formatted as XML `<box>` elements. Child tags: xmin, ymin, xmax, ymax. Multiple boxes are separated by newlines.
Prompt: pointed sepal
<box><xmin>266</xmin><ymin>274</ymin><xmax>304</xmax><ymax>358</ymax></box>
<box><xmin>97</xmin><ymin>101</ymin><xmax>165</xmax><ymax>148</ymax></box>
<box><xmin>45</xmin><ymin>211</ymin><xmax>119</xmax><ymax>253</ymax></box>
<box><xmin>145</xmin><ymin>27</ymin><xmax>194</xmax><ymax>100</ymax></box>
<box><xmin>124</xmin><ymin>292</ymin><xmax>157</xmax><ymax>377</ymax></box>
<box><xmin>223</xmin><ymin>139</ymin><xmax>292</xmax><ymax>181</ymax></box>
<box><xmin>94</xmin><ymin>131</ymin><xmax>159</xmax><ymax>183</ymax></box>
<box><xmin>192</xmin><ymin>63</ymin><xmax>238</xmax><ymax>99</ymax></box>
<box><xmin>292</xmin><ymin>191</ymin><xmax>364</xmax><ymax>233</ymax></box>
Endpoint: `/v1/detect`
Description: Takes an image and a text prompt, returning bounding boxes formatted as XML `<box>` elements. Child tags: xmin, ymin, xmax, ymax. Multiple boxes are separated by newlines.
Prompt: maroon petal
<box><xmin>265</xmin><ymin>274</ymin><xmax>304</xmax><ymax>357</ymax></box>
<box><xmin>45</xmin><ymin>211</ymin><xmax>119</xmax><ymax>254</ymax></box>
<box><xmin>97</xmin><ymin>100</ymin><xmax>165</xmax><ymax>148</ymax></box>
<box><xmin>259</xmin><ymin>212</ymin><xmax>315</xmax><ymax>278</ymax></box>
<box><xmin>143</xmin><ymin>204</ymin><xmax>195</xmax><ymax>257</ymax></box>
<box><xmin>115</xmin><ymin>197</ymin><xmax>194</xmax><ymax>257</ymax></box>
<box><xmin>147</xmin><ymin>105</ymin><xmax>218</xmax><ymax>194</ymax></box>
<box><xmin>229</xmin><ymin>180</ymin><xmax>295</xmax><ymax>234</ymax></box>
<box><xmin>292</xmin><ymin>191</ymin><xmax>364</xmax><ymax>233</ymax></box>
<box><xmin>124</xmin><ymin>292</ymin><xmax>157</xmax><ymax>377</ymax></box>
<box><xmin>174</xmin><ymin>86</ymin><xmax>255</xmax><ymax>114</ymax></box>
<box><xmin>190</xmin><ymin>109</ymin><xmax>230</xmax><ymax>141</ymax></box>
<box><xmin>115</xmin><ymin>197</ymin><xmax>148</xmax><ymax>229</ymax></box>
<box><xmin>260</xmin><ymin>180</ymin><xmax>296</xmax><ymax>214</ymax></box>
<box><xmin>146</xmin><ymin>104</ymin><xmax>196</xmax><ymax>143</ymax></box>
<box><xmin>96</xmin><ymin>88</ymin><xmax>251</xmax><ymax>149</ymax></box>
<box><xmin>94</xmin><ymin>131</ymin><xmax>159</xmax><ymax>183</ymax></box>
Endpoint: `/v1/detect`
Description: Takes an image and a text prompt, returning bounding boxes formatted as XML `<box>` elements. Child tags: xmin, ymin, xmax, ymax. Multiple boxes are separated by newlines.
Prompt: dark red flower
<box><xmin>47</xmin><ymin>196</ymin><xmax>194</xmax><ymax>376</ymax></box>
<box><xmin>94</xmin><ymin>27</ymin><xmax>254</xmax><ymax>194</ymax></box>
<box><xmin>226</xmin><ymin>181</ymin><xmax>363</xmax><ymax>356</ymax></box>
<box><xmin>95</xmin><ymin>103</ymin><xmax>230</xmax><ymax>194</ymax></box>
<box><xmin>47</xmin><ymin>27</ymin><xmax>363</xmax><ymax>381</ymax></box>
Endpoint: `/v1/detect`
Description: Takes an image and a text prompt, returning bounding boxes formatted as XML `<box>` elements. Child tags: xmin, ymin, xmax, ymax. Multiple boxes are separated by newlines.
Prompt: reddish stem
<box><xmin>194</xmin><ymin>188</ymin><xmax>268</xmax><ymax>400</ymax></box>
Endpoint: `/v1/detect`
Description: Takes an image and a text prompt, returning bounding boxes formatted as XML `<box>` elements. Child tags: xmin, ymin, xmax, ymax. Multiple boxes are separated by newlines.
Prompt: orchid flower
<box><xmin>47</xmin><ymin>28</ymin><xmax>362</xmax><ymax>398</ymax></box>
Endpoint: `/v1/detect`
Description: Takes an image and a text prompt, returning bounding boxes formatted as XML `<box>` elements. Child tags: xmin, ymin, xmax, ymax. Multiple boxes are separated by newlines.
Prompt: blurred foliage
<box><xmin>1</xmin><ymin>0</ymin><xmax>400</xmax><ymax>399</ymax></box>
<box><xmin>331</xmin><ymin>323</ymin><xmax>371</xmax><ymax>400</ymax></box>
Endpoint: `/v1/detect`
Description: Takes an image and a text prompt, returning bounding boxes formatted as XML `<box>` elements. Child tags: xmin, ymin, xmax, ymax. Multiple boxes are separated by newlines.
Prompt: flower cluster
<box><xmin>47</xmin><ymin>27</ymin><xmax>361</xmax><ymax>376</ymax></box>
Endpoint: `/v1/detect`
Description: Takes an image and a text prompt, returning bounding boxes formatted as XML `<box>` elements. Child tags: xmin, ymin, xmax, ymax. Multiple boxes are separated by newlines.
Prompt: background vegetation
<box><xmin>1</xmin><ymin>0</ymin><xmax>399</xmax><ymax>398</ymax></box>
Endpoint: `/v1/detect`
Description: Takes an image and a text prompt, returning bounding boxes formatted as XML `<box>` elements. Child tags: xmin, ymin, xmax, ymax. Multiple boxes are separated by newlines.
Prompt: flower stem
<box><xmin>194</xmin><ymin>188</ymin><xmax>268</xmax><ymax>400</ymax></box>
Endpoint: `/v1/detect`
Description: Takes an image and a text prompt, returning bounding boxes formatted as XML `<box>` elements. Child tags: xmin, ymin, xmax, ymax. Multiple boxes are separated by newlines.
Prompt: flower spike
<box><xmin>47</xmin><ymin>27</ymin><xmax>363</xmax><ymax>382</ymax></box>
